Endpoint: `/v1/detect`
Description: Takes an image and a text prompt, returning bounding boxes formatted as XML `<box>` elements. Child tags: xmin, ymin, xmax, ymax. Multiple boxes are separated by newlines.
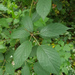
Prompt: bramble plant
<box><xmin>0</xmin><ymin>0</ymin><xmax>74</xmax><ymax>75</ymax></box>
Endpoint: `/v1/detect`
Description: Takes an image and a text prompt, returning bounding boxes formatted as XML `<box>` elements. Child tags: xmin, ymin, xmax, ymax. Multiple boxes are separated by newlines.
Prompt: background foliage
<box><xmin>0</xmin><ymin>0</ymin><xmax>75</xmax><ymax>75</ymax></box>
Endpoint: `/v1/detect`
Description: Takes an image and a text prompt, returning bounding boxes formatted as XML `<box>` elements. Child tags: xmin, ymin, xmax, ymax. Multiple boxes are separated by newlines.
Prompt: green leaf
<box><xmin>0</xmin><ymin>27</ymin><xmax>2</xmax><ymax>33</ymax></box>
<box><xmin>36</xmin><ymin>0</ymin><xmax>52</xmax><ymax>19</ymax></box>
<box><xmin>4</xmin><ymin>72</ymin><xmax>7</xmax><ymax>75</ymax></box>
<box><xmin>63</xmin><ymin>44</ymin><xmax>71</xmax><ymax>51</ymax></box>
<box><xmin>11</xmin><ymin>29</ymin><xmax>30</xmax><ymax>39</ymax></box>
<box><xmin>24</xmin><ymin>0</ymin><xmax>32</xmax><ymax>5</ymax></box>
<box><xmin>37</xmin><ymin>45</ymin><xmax>61</xmax><ymax>74</ymax></box>
<box><xmin>32</xmin><ymin>12</ymin><xmax>40</xmax><ymax>23</ymax></box>
<box><xmin>0</xmin><ymin>53</ymin><xmax>4</xmax><ymax>62</ymax></box>
<box><xmin>40</xmin><ymin>23</ymin><xmax>69</xmax><ymax>38</ymax></box>
<box><xmin>55</xmin><ymin>45</ymin><xmax>62</xmax><ymax>51</ymax></box>
<box><xmin>13</xmin><ymin>19</ymin><xmax>19</xmax><ymax>25</ymax></box>
<box><xmin>53</xmin><ymin>0</ymin><xmax>62</xmax><ymax>10</ymax></box>
<box><xmin>57</xmin><ymin>2</ymin><xmax>62</xmax><ymax>10</ymax></box>
<box><xmin>0</xmin><ymin>49</ymin><xmax>6</xmax><ymax>53</ymax></box>
<box><xmin>34</xmin><ymin>62</ymin><xmax>50</xmax><ymax>75</ymax></box>
<box><xmin>21</xmin><ymin>16</ymin><xmax>33</xmax><ymax>32</ymax></box>
<box><xmin>14</xmin><ymin>41</ymin><xmax>32</xmax><ymax>69</ymax></box>
<box><xmin>0</xmin><ymin>4</ymin><xmax>8</xmax><ymax>11</ymax></box>
<box><xmin>5</xmin><ymin>63</ymin><xmax>14</xmax><ymax>75</ymax></box>
<box><xmin>0</xmin><ymin>18</ymin><xmax>9</xmax><ymax>28</ymax></box>
<box><xmin>0</xmin><ymin>45</ymin><xmax>6</xmax><ymax>53</ymax></box>
<box><xmin>0</xmin><ymin>68</ymin><xmax>3</xmax><ymax>75</ymax></box>
<box><xmin>21</xmin><ymin>65</ymin><xmax>30</xmax><ymax>75</ymax></box>
<box><xmin>6</xmin><ymin>18</ymin><xmax>13</xmax><ymax>23</ymax></box>
<box><xmin>62</xmin><ymin>67</ymin><xmax>68</xmax><ymax>74</ymax></box>
<box><xmin>0</xmin><ymin>45</ymin><xmax>6</xmax><ymax>50</ymax></box>
<box><xmin>29</xmin><ymin>46</ymin><xmax>37</xmax><ymax>57</ymax></box>
<box><xmin>58</xmin><ymin>40</ymin><xmax>64</xmax><ymax>46</ymax></box>
<box><xmin>5</xmin><ymin>49</ymin><xmax>14</xmax><ymax>62</ymax></box>
<box><xmin>20</xmin><ymin>38</ymin><xmax>28</xmax><ymax>44</ymax></box>
<box><xmin>65</xmin><ymin>52</ymin><xmax>71</xmax><ymax>60</ymax></box>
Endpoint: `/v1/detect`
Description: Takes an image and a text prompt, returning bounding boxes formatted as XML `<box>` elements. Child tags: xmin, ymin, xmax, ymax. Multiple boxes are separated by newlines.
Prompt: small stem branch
<box><xmin>32</xmin><ymin>35</ymin><xmax>40</xmax><ymax>46</ymax></box>
<box><xmin>26</xmin><ymin>60</ymin><xmax>33</xmax><ymax>63</ymax></box>
<box><xmin>2</xmin><ymin>13</ymin><xmax>8</xmax><ymax>18</ymax></box>
<box><xmin>25</xmin><ymin>28</ymin><xmax>30</xmax><ymax>33</ymax></box>
<box><xmin>29</xmin><ymin>0</ymin><xmax>34</xmax><ymax>16</ymax></box>
<box><xmin>24</xmin><ymin>28</ymin><xmax>40</xmax><ymax>45</ymax></box>
<box><xmin>34</xmin><ymin>33</ymin><xmax>40</xmax><ymax>35</ymax></box>
<box><xmin>29</xmin><ymin>36</ymin><xmax>32</xmax><ymax>41</ymax></box>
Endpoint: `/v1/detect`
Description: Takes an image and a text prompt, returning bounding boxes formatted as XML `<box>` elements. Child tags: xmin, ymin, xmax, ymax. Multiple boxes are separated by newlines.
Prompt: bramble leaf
<box><xmin>37</xmin><ymin>45</ymin><xmax>61</xmax><ymax>74</ymax></box>
<box><xmin>21</xmin><ymin>16</ymin><xmax>33</xmax><ymax>32</ymax></box>
<box><xmin>21</xmin><ymin>65</ymin><xmax>30</xmax><ymax>75</ymax></box>
<box><xmin>14</xmin><ymin>41</ymin><xmax>32</xmax><ymax>69</ymax></box>
<box><xmin>34</xmin><ymin>62</ymin><xmax>50</xmax><ymax>75</ymax></box>
<box><xmin>40</xmin><ymin>23</ymin><xmax>69</xmax><ymax>38</ymax></box>
<box><xmin>36</xmin><ymin>0</ymin><xmax>52</xmax><ymax>19</ymax></box>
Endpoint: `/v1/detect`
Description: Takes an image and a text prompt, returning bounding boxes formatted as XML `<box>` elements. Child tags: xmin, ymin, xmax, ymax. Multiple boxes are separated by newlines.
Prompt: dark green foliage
<box><xmin>0</xmin><ymin>0</ymin><xmax>75</xmax><ymax>75</ymax></box>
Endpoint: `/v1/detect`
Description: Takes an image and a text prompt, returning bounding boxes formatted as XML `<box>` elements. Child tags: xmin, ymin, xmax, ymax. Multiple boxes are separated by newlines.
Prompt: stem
<box><xmin>34</xmin><ymin>33</ymin><xmax>40</xmax><ymax>35</ymax></box>
<box><xmin>2</xmin><ymin>60</ymin><xmax>6</xmax><ymax>68</ymax></box>
<box><xmin>25</xmin><ymin>28</ymin><xmax>30</xmax><ymax>33</ymax></box>
<box><xmin>29</xmin><ymin>0</ymin><xmax>34</xmax><ymax>16</ymax></box>
<box><xmin>26</xmin><ymin>60</ymin><xmax>33</xmax><ymax>63</ymax></box>
<box><xmin>32</xmin><ymin>35</ymin><xmax>40</xmax><ymax>46</ymax></box>
<box><xmin>29</xmin><ymin>36</ymin><xmax>32</xmax><ymax>41</ymax></box>
<box><xmin>2</xmin><ymin>13</ymin><xmax>8</xmax><ymax>18</ymax></box>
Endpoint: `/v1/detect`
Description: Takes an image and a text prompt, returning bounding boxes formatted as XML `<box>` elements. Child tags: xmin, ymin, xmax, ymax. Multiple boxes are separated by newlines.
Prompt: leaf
<box><xmin>20</xmin><ymin>38</ymin><xmax>28</xmax><ymax>44</ymax></box>
<box><xmin>29</xmin><ymin>46</ymin><xmax>38</xmax><ymax>57</ymax></box>
<box><xmin>63</xmin><ymin>44</ymin><xmax>71</xmax><ymax>51</ymax></box>
<box><xmin>0</xmin><ymin>45</ymin><xmax>6</xmax><ymax>53</ymax></box>
<box><xmin>37</xmin><ymin>45</ymin><xmax>61</xmax><ymax>74</ymax></box>
<box><xmin>11</xmin><ymin>29</ymin><xmax>30</xmax><ymax>39</ymax></box>
<box><xmin>21</xmin><ymin>65</ymin><xmax>30</xmax><ymax>75</ymax></box>
<box><xmin>55</xmin><ymin>45</ymin><xmax>62</xmax><ymax>51</ymax></box>
<box><xmin>0</xmin><ymin>4</ymin><xmax>8</xmax><ymax>11</ymax></box>
<box><xmin>0</xmin><ymin>53</ymin><xmax>4</xmax><ymax>62</ymax></box>
<box><xmin>34</xmin><ymin>62</ymin><xmax>50</xmax><ymax>75</ymax></box>
<box><xmin>57</xmin><ymin>2</ymin><xmax>62</xmax><ymax>10</ymax></box>
<box><xmin>0</xmin><ymin>27</ymin><xmax>2</xmax><ymax>33</ymax></box>
<box><xmin>24</xmin><ymin>0</ymin><xmax>32</xmax><ymax>5</ymax></box>
<box><xmin>14</xmin><ymin>41</ymin><xmax>32</xmax><ymax>69</ymax></box>
<box><xmin>0</xmin><ymin>49</ymin><xmax>6</xmax><ymax>53</ymax></box>
<box><xmin>58</xmin><ymin>40</ymin><xmax>64</xmax><ymax>46</ymax></box>
<box><xmin>5</xmin><ymin>63</ymin><xmax>14</xmax><ymax>75</ymax></box>
<box><xmin>32</xmin><ymin>12</ymin><xmax>40</xmax><ymax>23</ymax></box>
<box><xmin>0</xmin><ymin>68</ymin><xmax>3</xmax><ymax>75</ymax></box>
<box><xmin>0</xmin><ymin>45</ymin><xmax>6</xmax><ymax>50</ymax></box>
<box><xmin>40</xmin><ymin>23</ymin><xmax>69</xmax><ymax>38</ymax></box>
<box><xmin>4</xmin><ymin>72</ymin><xmax>7</xmax><ymax>75</ymax></box>
<box><xmin>21</xmin><ymin>16</ymin><xmax>33</xmax><ymax>32</ymax></box>
<box><xmin>5</xmin><ymin>49</ymin><xmax>14</xmax><ymax>62</ymax></box>
<box><xmin>53</xmin><ymin>0</ymin><xmax>62</xmax><ymax>10</ymax></box>
<box><xmin>0</xmin><ymin>18</ymin><xmax>9</xmax><ymax>28</ymax></box>
<box><xmin>65</xmin><ymin>52</ymin><xmax>71</xmax><ymax>60</ymax></box>
<box><xmin>13</xmin><ymin>19</ymin><xmax>19</xmax><ymax>25</ymax></box>
<box><xmin>36</xmin><ymin>0</ymin><xmax>52</xmax><ymax>19</ymax></box>
<box><xmin>62</xmin><ymin>67</ymin><xmax>68</xmax><ymax>74</ymax></box>
<box><xmin>6</xmin><ymin>18</ymin><xmax>13</xmax><ymax>23</ymax></box>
